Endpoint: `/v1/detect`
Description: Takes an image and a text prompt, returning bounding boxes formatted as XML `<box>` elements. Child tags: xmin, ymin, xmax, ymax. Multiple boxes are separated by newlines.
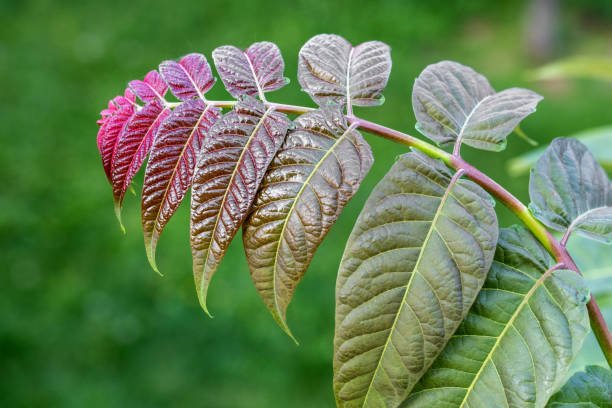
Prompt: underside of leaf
<box><xmin>412</xmin><ymin>60</ymin><xmax>542</xmax><ymax>152</ymax></box>
<box><xmin>190</xmin><ymin>96</ymin><xmax>291</xmax><ymax>316</ymax></box>
<box><xmin>298</xmin><ymin>34</ymin><xmax>391</xmax><ymax>108</ymax></box>
<box><xmin>334</xmin><ymin>151</ymin><xmax>498</xmax><ymax>408</ymax></box>
<box><xmin>242</xmin><ymin>106</ymin><xmax>373</xmax><ymax>340</ymax></box>
<box><xmin>529</xmin><ymin>138</ymin><xmax>612</xmax><ymax>244</ymax></box>
<box><xmin>403</xmin><ymin>226</ymin><xmax>590</xmax><ymax>408</ymax></box>
<box><xmin>141</xmin><ymin>99</ymin><xmax>220</xmax><ymax>274</ymax></box>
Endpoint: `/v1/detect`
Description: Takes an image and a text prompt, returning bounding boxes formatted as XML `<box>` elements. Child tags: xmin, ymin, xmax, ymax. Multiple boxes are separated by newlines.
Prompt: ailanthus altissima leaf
<box><xmin>159</xmin><ymin>53</ymin><xmax>215</xmax><ymax>101</ymax></box>
<box><xmin>243</xmin><ymin>106</ymin><xmax>373</xmax><ymax>340</ymax></box>
<box><xmin>100</xmin><ymin>92</ymin><xmax>135</xmax><ymax>182</ymax></box>
<box><xmin>529</xmin><ymin>138</ymin><xmax>612</xmax><ymax>244</ymax></box>
<box><xmin>402</xmin><ymin>226</ymin><xmax>590</xmax><ymax>408</ymax></box>
<box><xmin>142</xmin><ymin>99</ymin><xmax>220</xmax><ymax>273</ymax></box>
<box><xmin>334</xmin><ymin>151</ymin><xmax>498</xmax><ymax>408</ymax></box>
<box><xmin>298</xmin><ymin>34</ymin><xmax>391</xmax><ymax>108</ymax></box>
<box><xmin>190</xmin><ymin>97</ymin><xmax>291</xmax><ymax>315</ymax></box>
<box><xmin>412</xmin><ymin>61</ymin><xmax>542</xmax><ymax>151</ymax></box>
<box><xmin>212</xmin><ymin>42</ymin><xmax>288</xmax><ymax>99</ymax></box>
<box><xmin>111</xmin><ymin>99</ymin><xmax>170</xmax><ymax>228</ymax></box>
<box><xmin>547</xmin><ymin>365</ymin><xmax>612</xmax><ymax>407</ymax></box>
<box><xmin>129</xmin><ymin>70</ymin><xmax>169</xmax><ymax>103</ymax></box>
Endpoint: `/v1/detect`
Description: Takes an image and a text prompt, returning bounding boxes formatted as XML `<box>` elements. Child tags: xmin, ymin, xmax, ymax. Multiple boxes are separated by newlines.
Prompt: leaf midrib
<box><xmin>362</xmin><ymin>168</ymin><xmax>464</xmax><ymax>406</ymax></box>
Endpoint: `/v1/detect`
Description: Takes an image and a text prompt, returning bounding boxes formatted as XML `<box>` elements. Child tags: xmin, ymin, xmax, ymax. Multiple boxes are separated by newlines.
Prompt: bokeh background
<box><xmin>1</xmin><ymin>0</ymin><xmax>612</xmax><ymax>406</ymax></box>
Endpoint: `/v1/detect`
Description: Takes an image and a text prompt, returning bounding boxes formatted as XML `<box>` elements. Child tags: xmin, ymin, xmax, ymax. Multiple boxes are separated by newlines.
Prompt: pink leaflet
<box><xmin>141</xmin><ymin>99</ymin><xmax>221</xmax><ymax>272</ymax></box>
<box><xmin>213</xmin><ymin>42</ymin><xmax>287</xmax><ymax>99</ymax></box>
<box><xmin>159</xmin><ymin>53</ymin><xmax>215</xmax><ymax>101</ymax></box>
<box><xmin>129</xmin><ymin>70</ymin><xmax>169</xmax><ymax>103</ymax></box>
<box><xmin>111</xmin><ymin>99</ymin><xmax>170</xmax><ymax>208</ymax></box>
<box><xmin>100</xmin><ymin>103</ymin><xmax>135</xmax><ymax>182</ymax></box>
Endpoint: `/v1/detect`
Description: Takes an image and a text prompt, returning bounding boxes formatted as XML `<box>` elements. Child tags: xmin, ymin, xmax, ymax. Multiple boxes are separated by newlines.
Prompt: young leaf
<box><xmin>243</xmin><ymin>106</ymin><xmax>373</xmax><ymax>340</ymax></box>
<box><xmin>129</xmin><ymin>70</ymin><xmax>169</xmax><ymax>103</ymax></box>
<box><xmin>547</xmin><ymin>365</ymin><xmax>612</xmax><ymax>407</ymax></box>
<box><xmin>412</xmin><ymin>60</ymin><xmax>542</xmax><ymax>152</ymax></box>
<box><xmin>298</xmin><ymin>34</ymin><xmax>391</xmax><ymax>108</ymax></box>
<box><xmin>159</xmin><ymin>53</ymin><xmax>215</xmax><ymax>101</ymax></box>
<box><xmin>100</xmin><ymin>95</ymin><xmax>135</xmax><ymax>182</ymax></box>
<box><xmin>142</xmin><ymin>99</ymin><xmax>221</xmax><ymax>273</ymax></box>
<box><xmin>529</xmin><ymin>138</ymin><xmax>612</xmax><ymax>245</ymax></box>
<box><xmin>212</xmin><ymin>42</ymin><xmax>288</xmax><ymax>99</ymax></box>
<box><xmin>402</xmin><ymin>226</ymin><xmax>590</xmax><ymax>408</ymax></box>
<box><xmin>111</xmin><ymin>99</ymin><xmax>171</xmax><ymax>228</ymax></box>
<box><xmin>190</xmin><ymin>97</ymin><xmax>291</xmax><ymax>315</ymax></box>
<box><xmin>334</xmin><ymin>151</ymin><xmax>498</xmax><ymax>408</ymax></box>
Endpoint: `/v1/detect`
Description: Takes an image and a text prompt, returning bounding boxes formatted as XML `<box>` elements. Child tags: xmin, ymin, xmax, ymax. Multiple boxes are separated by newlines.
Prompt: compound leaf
<box><xmin>159</xmin><ymin>53</ymin><xmax>215</xmax><ymax>101</ymax></box>
<box><xmin>298</xmin><ymin>34</ymin><xmax>391</xmax><ymax>108</ymax></box>
<box><xmin>529</xmin><ymin>138</ymin><xmax>612</xmax><ymax>244</ymax></box>
<box><xmin>243</xmin><ymin>106</ymin><xmax>373</xmax><ymax>340</ymax></box>
<box><xmin>412</xmin><ymin>60</ymin><xmax>542</xmax><ymax>151</ymax></box>
<box><xmin>213</xmin><ymin>42</ymin><xmax>288</xmax><ymax>99</ymax></box>
<box><xmin>190</xmin><ymin>96</ymin><xmax>291</xmax><ymax>315</ymax></box>
<box><xmin>142</xmin><ymin>99</ymin><xmax>221</xmax><ymax>273</ymax></box>
<box><xmin>111</xmin><ymin>99</ymin><xmax>171</xmax><ymax>229</ymax></box>
<box><xmin>547</xmin><ymin>365</ymin><xmax>612</xmax><ymax>408</ymax></box>
<box><xmin>402</xmin><ymin>226</ymin><xmax>590</xmax><ymax>408</ymax></box>
<box><xmin>334</xmin><ymin>151</ymin><xmax>498</xmax><ymax>408</ymax></box>
<box><xmin>129</xmin><ymin>70</ymin><xmax>169</xmax><ymax>103</ymax></box>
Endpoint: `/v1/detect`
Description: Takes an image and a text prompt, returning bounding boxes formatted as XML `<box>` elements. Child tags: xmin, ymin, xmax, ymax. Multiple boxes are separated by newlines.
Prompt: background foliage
<box><xmin>1</xmin><ymin>0</ymin><xmax>611</xmax><ymax>406</ymax></box>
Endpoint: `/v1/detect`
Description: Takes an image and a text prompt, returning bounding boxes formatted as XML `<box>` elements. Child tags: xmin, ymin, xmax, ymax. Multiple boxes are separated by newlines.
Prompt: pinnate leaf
<box><xmin>190</xmin><ymin>96</ymin><xmax>291</xmax><ymax>315</ymax></box>
<box><xmin>213</xmin><ymin>42</ymin><xmax>288</xmax><ymax>99</ymax></box>
<box><xmin>547</xmin><ymin>365</ymin><xmax>612</xmax><ymax>407</ymax></box>
<box><xmin>298</xmin><ymin>34</ymin><xmax>391</xmax><ymax>108</ymax></box>
<box><xmin>111</xmin><ymin>99</ymin><xmax>170</xmax><ymax>228</ymax></box>
<box><xmin>142</xmin><ymin>99</ymin><xmax>221</xmax><ymax>273</ymax></box>
<box><xmin>160</xmin><ymin>53</ymin><xmax>215</xmax><ymax>101</ymax></box>
<box><xmin>412</xmin><ymin>60</ymin><xmax>542</xmax><ymax>151</ymax></box>
<box><xmin>334</xmin><ymin>151</ymin><xmax>498</xmax><ymax>407</ymax></box>
<box><xmin>243</xmin><ymin>106</ymin><xmax>373</xmax><ymax>340</ymax></box>
<box><xmin>529</xmin><ymin>138</ymin><xmax>612</xmax><ymax>244</ymax></box>
<box><xmin>129</xmin><ymin>70</ymin><xmax>169</xmax><ymax>103</ymax></box>
<box><xmin>403</xmin><ymin>226</ymin><xmax>590</xmax><ymax>408</ymax></box>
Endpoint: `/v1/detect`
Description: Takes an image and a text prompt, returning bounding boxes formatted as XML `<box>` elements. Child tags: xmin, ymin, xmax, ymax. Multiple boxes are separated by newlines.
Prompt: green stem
<box><xmin>170</xmin><ymin>99</ymin><xmax>612</xmax><ymax>367</ymax></box>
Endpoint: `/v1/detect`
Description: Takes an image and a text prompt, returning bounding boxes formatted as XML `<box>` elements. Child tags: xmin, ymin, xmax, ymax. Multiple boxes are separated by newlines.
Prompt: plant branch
<box><xmin>167</xmin><ymin>99</ymin><xmax>612</xmax><ymax>366</ymax></box>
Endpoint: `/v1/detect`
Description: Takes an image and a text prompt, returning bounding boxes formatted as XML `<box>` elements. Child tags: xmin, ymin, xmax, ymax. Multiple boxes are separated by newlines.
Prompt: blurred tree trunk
<box><xmin>525</xmin><ymin>0</ymin><xmax>559</xmax><ymax>62</ymax></box>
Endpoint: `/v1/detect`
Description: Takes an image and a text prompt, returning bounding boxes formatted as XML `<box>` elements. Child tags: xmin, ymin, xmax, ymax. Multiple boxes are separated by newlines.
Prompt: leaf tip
<box><xmin>113</xmin><ymin>200</ymin><xmax>126</xmax><ymax>234</ymax></box>
<box><xmin>145</xmin><ymin>242</ymin><xmax>163</xmax><ymax>277</ymax></box>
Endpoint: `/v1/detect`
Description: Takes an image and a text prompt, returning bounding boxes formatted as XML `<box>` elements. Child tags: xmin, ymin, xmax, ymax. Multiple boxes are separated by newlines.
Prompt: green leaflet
<box><xmin>507</xmin><ymin>126</ymin><xmax>612</xmax><ymax>176</ymax></box>
<box><xmin>529</xmin><ymin>138</ymin><xmax>612</xmax><ymax>245</ymax></box>
<box><xmin>334</xmin><ymin>151</ymin><xmax>498</xmax><ymax>408</ymax></box>
<box><xmin>547</xmin><ymin>365</ymin><xmax>612</xmax><ymax>408</ymax></box>
<box><xmin>412</xmin><ymin>61</ymin><xmax>542</xmax><ymax>152</ymax></box>
<box><xmin>402</xmin><ymin>226</ymin><xmax>590</xmax><ymax>408</ymax></box>
<box><xmin>529</xmin><ymin>56</ymin><xmax>612</xmax><ymax>82</ymax></box>
<box><xmin>243</xmin><ymin>106</ymin><xmax>373</xmax><ymax>340</ymax></box>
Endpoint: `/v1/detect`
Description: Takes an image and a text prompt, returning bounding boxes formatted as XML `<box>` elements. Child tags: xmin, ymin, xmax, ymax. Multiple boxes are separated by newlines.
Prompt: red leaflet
<box><xmin>96</xmin><ymin>92</ymin><xmax>136</xmax><ymax>154</ymax></box>
<box><xmin>111</xmin><ymin>99</ymin><xmax>170</xmax><ymax>229</ymax></box>
<box><xmin>159</xmin><ymin>53</ymin><xmax>215</xmax><ymax>101</ymax></box>
<box><xmin>100</xmin><ymin>103</ymin><xmax>135</xmax><ymax>183</ymax></box>
<box><xmin>141</xmin><ymin>99</ymin><xmax>220</xmax><ymax>273</ymax></box>
<box><xmin>129</xmin><ymin>70</ymin><xmax>168</xmax><ymax>103</ymax></box>
<box><xmin>213</xmin><ymin>42</ymin><xmax>288</xmax><ymax>99</ymax></box>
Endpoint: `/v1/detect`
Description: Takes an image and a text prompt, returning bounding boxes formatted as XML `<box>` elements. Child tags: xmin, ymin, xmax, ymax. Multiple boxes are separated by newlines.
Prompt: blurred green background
<box><xmin>1</xmin><ymin>0</ymin><xmax>612</xmax><ymax>406</ymax></box>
